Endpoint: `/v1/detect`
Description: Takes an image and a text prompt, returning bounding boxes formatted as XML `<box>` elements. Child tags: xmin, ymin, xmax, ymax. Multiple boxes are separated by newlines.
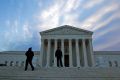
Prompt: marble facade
<box><xmin>40</xmin><ymin>25</ymin><xmax>94</xmax><ymax>68</ymax></box>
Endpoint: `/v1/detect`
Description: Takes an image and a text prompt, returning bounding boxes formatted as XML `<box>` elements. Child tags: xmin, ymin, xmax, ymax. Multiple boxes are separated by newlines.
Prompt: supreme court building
<box><xmin>40</xmin><ymin>25</ymin><xmax>95</xmax><ymax>68</ymax></box>
<box><xmin>0</xmin><ymin>25</ymin><xmax>120</xmax><ymax>68</ymax></box>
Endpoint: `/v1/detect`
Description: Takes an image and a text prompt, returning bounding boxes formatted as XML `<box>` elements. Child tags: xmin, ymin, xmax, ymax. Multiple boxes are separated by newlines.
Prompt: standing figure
<box><xmin>55</xmin><ymin>47</ymin><xmax>63</xmax><ymax>67</ymax></box>
<box><xmin>25</xmin><ymin>47</ymin><xmax>34</xmax><ymax>71</ymax></box>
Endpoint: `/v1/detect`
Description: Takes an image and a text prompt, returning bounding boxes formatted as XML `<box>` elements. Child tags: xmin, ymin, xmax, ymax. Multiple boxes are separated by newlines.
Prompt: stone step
<box><xmin>0</xmin><ymin>67</ymin><xmax>120</xmax><ymax>80</ymax></box>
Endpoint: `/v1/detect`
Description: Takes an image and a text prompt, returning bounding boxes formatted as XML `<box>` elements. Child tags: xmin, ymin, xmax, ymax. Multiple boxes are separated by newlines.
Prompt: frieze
<box><xmin>40</xmin><ymin>25</ymin><xmax>92</xmax><ymax>35</ymax></box>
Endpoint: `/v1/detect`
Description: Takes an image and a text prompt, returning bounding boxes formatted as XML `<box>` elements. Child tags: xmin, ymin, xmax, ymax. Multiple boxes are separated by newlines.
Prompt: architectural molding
<box><xmin>40</xmin><ymin>25</ymin><xmax>93</xmax><ymax>35</ymax></box>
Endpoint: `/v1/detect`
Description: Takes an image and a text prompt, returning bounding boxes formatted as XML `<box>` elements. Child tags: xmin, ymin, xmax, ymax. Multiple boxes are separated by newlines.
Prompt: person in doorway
<box><xmin>55</xmin><ymin>47</ymin><xmax>63</xmax><ymax>67</ymax></box>
<box><xmin>25</xmin><ymin>47</ymin><xmax>34</xmax><ymax>71</ymax></box>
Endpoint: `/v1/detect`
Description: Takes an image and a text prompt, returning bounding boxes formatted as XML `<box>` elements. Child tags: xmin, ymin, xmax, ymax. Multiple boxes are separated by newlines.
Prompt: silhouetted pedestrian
<box><xmin>55</xmin><ymin>47</ymin><xmax>63</xmax><ymax>67</ymax></box>
<box><xmin>25</xmin><ymin>47</ymin><xmax>34</xmax><ymax>71</ymax></box>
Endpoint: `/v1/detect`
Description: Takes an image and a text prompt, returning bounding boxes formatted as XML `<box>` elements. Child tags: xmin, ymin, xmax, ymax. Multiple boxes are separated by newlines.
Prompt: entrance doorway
<box><xmin>64</xmin><ymin>55</ymin><xmax>69</xmax><ymax>67</ymax></box>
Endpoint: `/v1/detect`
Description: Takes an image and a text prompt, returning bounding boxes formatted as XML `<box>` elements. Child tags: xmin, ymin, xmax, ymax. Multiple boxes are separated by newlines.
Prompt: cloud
<box><xmin>95</xmin><ymin>36</ymin><xmax>120</xmax><ymax>51</ymax></box>
<box><xmin>81</xmin><ymin>2</ymin><xmax>119</xmax><ymax>30</ymax></box>
<box><xmin>0</xmin><ymin>20</ymin><xmax>33</xmax><ymax>51</ymax></box>
<box><xmin>92</xmin><ymin>11</ymin><xmax>120</xmax><ymax>31</ymax></box>
<box><xmin>36</xmin><ymin>0</ymin><xmax>119</xmax><ymax>32</ymax></box>
<box><xmin>13</xmin><ymin>20</ymin><xmax>18</xmax><ymax>33</ymax></box>
<box><xmin>93</xmin><ymin>20</ymin><xmax>120</xmax><ymax>51</ymax></box>
<box><xmin>84</xmin><ymin>0</ymin><xmax>104</xmax><ymax>9</ymax></box>
<box><xmin>23</xmin><ymin>22</ymin><xmax>33</xmax><ymax>40</ymax></box>
<box><xmin>36</xmin><ymin>3</ymin><xmax>60</xmax><ymax>31</ymax></box>
<box><xmin>1</xmin><ymin>0</ymin><xmax>120</xmax><ymax>51</ymax></box>
<box><xmin>63</xmin><ymin>0</ymin><xmax>81</xmax><ymax>13</ymax></box>
<box><xmin>34</xmin><ymin>0</ymin><xmax>120</xmax><ymax>51</ymax></box>
<box><xmin>83</xmin><ymin>0</ymin><xmax>104</xmax><ymax>9</ymax></box>
<box><xmin>35</xmin><ymin>0</ymin><xmax>81</xmax><ymax>31</ymax></box>
<box><xmin>93</xmin><ymin>25</ymin><xmax>120</xmax><ymax>40</ymax></box>
<box><xmin>5</xmin><ymin>20</ymin><xmax>10</xmax><ymax>26</ymax></box>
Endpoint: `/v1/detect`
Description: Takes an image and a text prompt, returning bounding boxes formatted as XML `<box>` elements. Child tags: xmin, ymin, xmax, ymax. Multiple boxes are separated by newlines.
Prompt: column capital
<box><xmin>69</xmin><ymin>39</ymin><xmax>72</xmax><ymax>41</ymax></box>
<box><xmin>41</xmin><ymin>38</ymin><xmax>44</xmax><ymax>40</ymax></box>
<box><xmin>89</xmin><ymin>38</ymin><xmax>92</xmax><ymax>41</ymax></box>
<box><xmin>54</xmin><ymin>39</ymin><xmax>57</xmax><ymax>43</ymax></box>
<box><xmin>47</xmin><ymin>39</ymin><xmax>51</xmax><ymax>41</ymax></box>
<box><xmin>76</xmin><ymin>39</ymin><xmax>79</xmax><ymax>41</ymax></box>
<box><xmin>82</xmin><ymin>38</ymin><xmax>86</xmax><ymax>41</ymax></box>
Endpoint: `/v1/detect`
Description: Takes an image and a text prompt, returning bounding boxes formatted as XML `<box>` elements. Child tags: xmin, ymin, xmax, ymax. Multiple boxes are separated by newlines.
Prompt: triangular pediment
<box><xmin>40</xmin><ymin>25</ymin><xmax>93</xmax><ymax>35</ymax></box>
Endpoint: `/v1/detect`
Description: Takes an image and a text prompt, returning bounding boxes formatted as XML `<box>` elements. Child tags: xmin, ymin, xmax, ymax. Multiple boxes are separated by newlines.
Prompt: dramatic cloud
<box><xmin>83</xmin><ymin>0</ymin><xmax>104</xmax><ymax>9</ymax></box>
<box><xmin>1</xmin><ymin>20</ymin><xmax>33</xmax><ymax>51</ymax></box>
<box><xmin>81</xmin><ymin>2</ymin><xmax>119</xmax><ymax>30</ymax></box>
<box><xmin>35</xmin><ymin>0</ymin><xmax>81</xmax><ymax>31</ymax></box>
<box><xmin>34</xmin><ymin>0</ymin><xmax>120</xmax><ymax>51</ymax></box>
<box><xmin>0</xmin><ymin>0</ymin><xmax>120</xmax><ymax>51</ymax></box>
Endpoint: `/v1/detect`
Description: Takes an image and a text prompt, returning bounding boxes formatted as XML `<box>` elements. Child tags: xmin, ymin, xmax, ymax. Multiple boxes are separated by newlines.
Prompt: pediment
<box><xmin>40</xmin><ymin>25</ymin><xmax>93</xmax><ymax>35</ymax></box>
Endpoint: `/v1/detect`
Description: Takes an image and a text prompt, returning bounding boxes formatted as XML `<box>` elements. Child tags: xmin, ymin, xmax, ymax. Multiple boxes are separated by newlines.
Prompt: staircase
<box><xmin>0</xmin><ymin>66</ymin><xmax>120</xmax><ymax>80</ymax></box>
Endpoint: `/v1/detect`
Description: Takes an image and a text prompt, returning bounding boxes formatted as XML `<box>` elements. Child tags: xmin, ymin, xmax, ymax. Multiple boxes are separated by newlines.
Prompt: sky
<box><xmin>0</xmin><ymin>0</ymin><xmax>120</xmax><ymax>51</ymax></box>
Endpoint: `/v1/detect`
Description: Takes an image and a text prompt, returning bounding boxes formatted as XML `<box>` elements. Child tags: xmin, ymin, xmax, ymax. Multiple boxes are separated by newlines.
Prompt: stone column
<box><xmin>40</xmin><ymin>39</ymin><xmax>44</xmax><ymax>67</ymax></box>
<box><xmin>54</xmin><ymin>39</ymin><xmax>57</xmax><ymax>67</ymax></box>
<box><xmin>82</xmin><ymin>39</ymin><xmax>88</xmax><ymax>67</ymax></box>
<box><xmin>69</xmin><ymin>39</ymin><xmax>73</xmax><ymax>67</ymax></box>
<box><xmin>61</xmin><ymin>39</ymin><xmax>64</xmax><ymax>67</ymax></box>
<box><xmin>76</xmin><ymin>39</ymin><xmax>80</xmax><ymax>67</ymax></box>
<box><xmin>89</xmin><ymin>39</ymin><xmax>95</xmax><ymax>67</ymax></box>
<box><xmin>46</xmin><ymin>39</ymin><xmax>50</xmax><ymax>67</ymax></box>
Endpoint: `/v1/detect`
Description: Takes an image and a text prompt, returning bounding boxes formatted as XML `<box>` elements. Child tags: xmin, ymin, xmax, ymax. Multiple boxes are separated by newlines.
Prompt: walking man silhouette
<box><xmin>25</xmin><ymin>47</ymin><xmax>34</xmax><ymax>71</ymax></box>
<box><xmin>55</xmin><ymin>47</ymin><xmax>63</xmax><ymax>67</ymax></box>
